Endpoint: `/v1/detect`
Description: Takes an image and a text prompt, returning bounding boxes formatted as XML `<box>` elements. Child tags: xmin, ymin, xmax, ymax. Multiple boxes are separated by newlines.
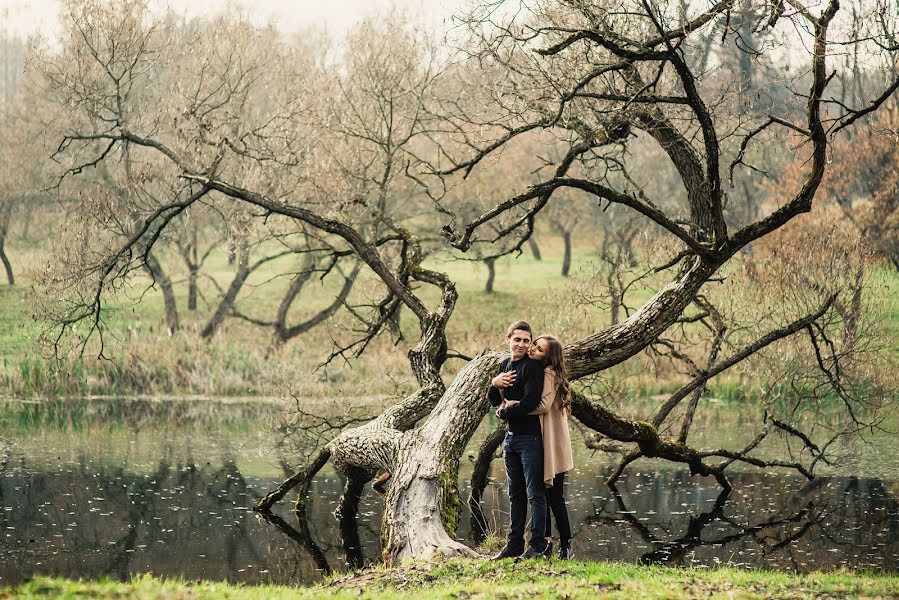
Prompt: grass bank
<box><xmin>4</xmin><ymin>560</ymin><xmax>898</xmax><ymax>599</ymax></box>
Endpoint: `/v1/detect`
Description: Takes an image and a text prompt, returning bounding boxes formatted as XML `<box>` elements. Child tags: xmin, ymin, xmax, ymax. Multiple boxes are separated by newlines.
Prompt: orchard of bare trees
<box><xmin>1</xmin><ymin>0</ymin><xmax>897</xmax><ymax>565</ymax></box>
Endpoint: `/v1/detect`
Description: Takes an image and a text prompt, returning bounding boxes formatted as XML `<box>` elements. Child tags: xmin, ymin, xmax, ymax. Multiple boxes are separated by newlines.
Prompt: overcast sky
<box><xmin>1</xmin><ymin>0</ymin><xmax>470</xmax><ymax>39</ymax></box>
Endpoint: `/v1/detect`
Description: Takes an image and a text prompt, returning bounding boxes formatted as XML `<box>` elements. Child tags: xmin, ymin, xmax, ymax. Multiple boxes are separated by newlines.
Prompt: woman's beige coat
<box><xmin>532</xmin><ymin>368</ymin><xmax>574</xmax><ymax>488</ymax></box>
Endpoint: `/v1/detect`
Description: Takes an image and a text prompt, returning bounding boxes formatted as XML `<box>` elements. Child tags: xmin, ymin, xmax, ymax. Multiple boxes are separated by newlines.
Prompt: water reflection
<box><xmin>255</xmin><ymin>511</ymin><xmax>332</xmax><ymax>575</ymax></box>
<box><xmin>0</xmin><ymin>446</ymin><xmax>382</xmax><ymax>585</ymax></box>
<box><xmin>569</xmin><ymin>470</ymin><xmax>899</xmax><ymax>572</ymax></box>
<box><xmin>1</xmin><ymin>398</ymin><xmax>897</xmax><ymax>586</ymax></box>
<box><xmin>589</xmin><ymin>485</ymin><xmax>822</xmax><ymax>566</ymax></box>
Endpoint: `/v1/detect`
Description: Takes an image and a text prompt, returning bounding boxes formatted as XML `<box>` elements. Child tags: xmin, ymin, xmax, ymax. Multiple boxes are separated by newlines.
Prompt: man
<box><xmin>488</xmin><ymin>320</ymin><xmax>548</xmax><ymax>560</ymax></box>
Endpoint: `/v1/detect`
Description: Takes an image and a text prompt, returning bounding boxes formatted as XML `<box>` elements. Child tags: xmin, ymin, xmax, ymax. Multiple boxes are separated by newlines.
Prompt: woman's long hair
<box><xmin>536</xmin><ymin>335</ymin><xmax>570</xmax><ymax>412</ymax></box>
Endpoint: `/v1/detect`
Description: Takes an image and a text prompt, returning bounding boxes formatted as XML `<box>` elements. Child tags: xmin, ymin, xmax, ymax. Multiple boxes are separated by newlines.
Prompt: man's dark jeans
<box><xmin>503</xmin><ymin>432</ymin><xmax>547</xmax><ymax>552</ymax></box>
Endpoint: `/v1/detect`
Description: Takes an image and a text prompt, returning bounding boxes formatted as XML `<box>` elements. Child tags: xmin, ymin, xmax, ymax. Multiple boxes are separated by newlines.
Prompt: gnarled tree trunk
<box><xmin>383</xmin><ymin>352</ymin><xmax>499</xmax><ymax>562</ymax></box>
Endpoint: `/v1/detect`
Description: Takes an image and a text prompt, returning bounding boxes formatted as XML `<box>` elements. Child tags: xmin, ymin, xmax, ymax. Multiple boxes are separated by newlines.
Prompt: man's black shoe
<box><xmin>542</xmin><ymin>541</ymin><xmax>553</xmax><ymax>557</ymax></box>
<box><xmin>491</xmin><ymin>546</ymin><xmax>523</xmax><ymax>560</ymax></box>
<box><xmin>517</xmin><ymin>545</ymin><xmax>549</xmax><ymax>560</ymax></box>
<box><xmin>558</xmin><ymin>544</ymin><xmax>573</xmax><ymax>560</ymax></box>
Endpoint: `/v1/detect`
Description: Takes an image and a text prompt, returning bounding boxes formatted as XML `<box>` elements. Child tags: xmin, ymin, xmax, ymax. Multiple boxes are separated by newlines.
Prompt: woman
<box><xmin>528</xmin><ymin>335</ymin><xmax>574</xmax><ymax>559</ymax></box>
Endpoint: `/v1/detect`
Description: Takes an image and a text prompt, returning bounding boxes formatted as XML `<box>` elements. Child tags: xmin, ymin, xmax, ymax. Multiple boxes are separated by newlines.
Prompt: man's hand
<box><xmin>495</xmin><ymin>399</ymin><xmax>520</xmax><ymax>418</ymax></box>
<box><xmin>492</xmin><ymin>371</ymin><xmax>516</xmax><ymax>389</ymax></box>
<box><xmin>495</xmin><ymin>400</ymin><xmax>508</xmax><ymax>418</ymax></box>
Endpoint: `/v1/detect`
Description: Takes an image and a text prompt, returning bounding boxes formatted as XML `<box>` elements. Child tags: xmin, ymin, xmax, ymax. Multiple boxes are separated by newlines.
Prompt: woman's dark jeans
<box><xmin>503</xmin><ymin>432</ymin><xmax>547</xmax><ymax>551</ymax></box>
<box><xmin>544</xmin><ymin>471</ymin><xmax>571</xmax><ymax>544</ymax></box>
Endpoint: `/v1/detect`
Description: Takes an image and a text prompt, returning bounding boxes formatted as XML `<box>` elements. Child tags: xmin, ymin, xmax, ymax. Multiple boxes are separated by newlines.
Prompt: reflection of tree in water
<box><xmin>580</xmin><ymin>470</ymin><xmax>899</xmax><ymax>572</ymax></box>
<box><xmin>103</xmin><ymin>458</ymin><xmax>172</xmax><ymax>579</ymax></box>
<box><xmin>6</xmin><ymin>428</ymin><xmax>897</xmax><ymax>583</ymax></box>
<box><xmin>261</xmin><ymin>446</ymin><xmax>378</xmax><ymax>572</ymax></box>
<box><xmin>256</xmin><ymin>511</ymin><xmax>332</xmax><ymax>575</ymax></box>
<box><xmin>0</xmin><ymin>443</ymin><xmax>336</xmax><ymax>584</ymax></box>
<box><xmin>257</xmin><ymin>457</ymin><xmax>370</xmax><ymax>573</ymax></box>
<box><xmin>195</xmin><ymin>457</ymin><xmax>265</xmax><ymax>580</ymax></box>
<box><xmin>0</xmin><ymin>443</ymin><xmax>13</xmax><ymax>532</ymax></box>
<box><xmin>259</xmin><ymin>466</ymin><xmax>898</xmax><ymax>575</ymax></box>
<box><xmin>587</xmin><ymin>485</ymin><xmax>822</xmax><ymax>567</ymax></box>
<box><xmin>793</xmin><ymin>476</ymin><xmax>899</xmax><ymax>570</ymax></box>
<box><xmin>100</xmin><ymin>450</ymin><xmax>256</xmax><ymax>580</ymax></box>
<box><xmin>256</xmin><ymin>505</ymin><xmax>367</xmax><ymax>574</ymax></box>
<box><xmin>337</xmin><ymin>510</ymin><xmax>365</xmax><ymax>570</ymax></box>
<box><xmin>81</xmin><ymin>450</ymin><xmax>267</xmax><ymax>581</ymax></box>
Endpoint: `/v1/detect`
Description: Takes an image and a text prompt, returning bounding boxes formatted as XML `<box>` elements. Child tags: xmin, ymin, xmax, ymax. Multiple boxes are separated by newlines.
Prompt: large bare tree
<box><xmin>34</xmin><ymin>0</ymin><xmax>898</xmax><ymax>563</ymax></box>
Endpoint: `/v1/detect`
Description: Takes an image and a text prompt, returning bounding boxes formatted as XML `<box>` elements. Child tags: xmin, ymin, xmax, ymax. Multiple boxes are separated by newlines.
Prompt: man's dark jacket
<box><xmin>488</xmin><ymin>356</ymin><xmax>544</xmax><ymax>437</ymax></box>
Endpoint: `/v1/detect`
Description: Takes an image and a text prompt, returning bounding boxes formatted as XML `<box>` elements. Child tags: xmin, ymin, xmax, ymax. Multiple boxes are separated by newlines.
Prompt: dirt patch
<box><xmin>327</xmin><ymin>563</ymin><xmax>442</xmax><ymax>590</ymax></box>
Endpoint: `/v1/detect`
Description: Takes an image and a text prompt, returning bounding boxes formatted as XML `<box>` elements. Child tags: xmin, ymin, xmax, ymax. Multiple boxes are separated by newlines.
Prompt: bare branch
<box><xmin>651</xmin><ymin>294</ymin><xmax>836</xmax><ymax>427</ymax></box>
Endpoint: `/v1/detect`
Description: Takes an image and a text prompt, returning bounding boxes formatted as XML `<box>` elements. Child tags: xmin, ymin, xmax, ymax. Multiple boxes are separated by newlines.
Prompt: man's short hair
<box><xmin>506</xmin><ymin>320</ymin><xmax>533</xmax><ymax>337</ymax></box>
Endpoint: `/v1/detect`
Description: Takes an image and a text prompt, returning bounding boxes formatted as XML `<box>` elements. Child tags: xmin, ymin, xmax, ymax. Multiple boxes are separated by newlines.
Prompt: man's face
<box><xmin>505</xmin><ymin>329</ymin><xmax>532</xmax><ymax>360</ymax></box>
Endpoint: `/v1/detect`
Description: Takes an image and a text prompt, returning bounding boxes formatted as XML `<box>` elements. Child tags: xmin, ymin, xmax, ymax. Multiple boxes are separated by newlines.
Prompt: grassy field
<box><xmin>0</xmin><ymin>235</ymin><xmax>896</xmax><ymax>399</ymax></box>
<box><xmin>0</xmin><ymin>237</ymin><xmax>638</xmax><ymax>398</ymax></box>
<box><xmin>4</xmin><ymin>560</ymin><xmax>898</xmax><ymax>599</ymax></box>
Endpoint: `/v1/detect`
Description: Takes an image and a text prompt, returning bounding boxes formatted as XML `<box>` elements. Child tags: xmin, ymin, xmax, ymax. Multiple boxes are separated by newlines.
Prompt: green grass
<box><xmin>4</xmin><ymin>560</ymin><xmax>898</xmax><ymax>599</ymax></box>
<box><xmin>0</xmin><ymin>284</ymin><xmax>44</xmax><ymax>369</ymax></box>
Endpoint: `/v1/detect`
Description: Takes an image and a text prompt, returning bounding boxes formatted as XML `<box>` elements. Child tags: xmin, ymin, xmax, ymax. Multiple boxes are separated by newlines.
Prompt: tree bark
<box><xmin>566</xmin><ymin>257</ymin><xmax>716</xmax><ymax>378</ymax></box>
<box><xmin>528</xmin><ymin>237</ymin><xmax>542</xmax><ymax>261</ymax></box>
<box><xmin>383</xmin><ymin>352</ymin><xmax>500</xmax><ymax>563</ymax></box>
<box><xmin>0</xmin><ymin>207</ymin><xmax>14</xmax><ymax>285</ymax></box>
<box><xmin>185</xmin><ymin>221</ymin><xmax>199</xmax><ymax>311</ymax></box>
<box><xmin>201</xmin><ymin>242</ymin><xmax>249</xmax><ymax>338</ymax></box>
<box><xmin>374</xmin><ymin>258</ymin><xmax>718</xmax><ymax>562</ymax></box>
<box><xmin>378</xmin><ymin>257</ymin><xmax>729</xmax><ymax>560</ymax></box>
<box><xmin>484</xmin><ymin>257</ymin><xmax>496</xmax><ymax>293</ymax></box>
<box><xmin>187</xmin><ymin>265</ymin><xmax>198</xmax><ymax>311</ymax></box>
<box><xmin>608</xmin><ymin>271</ymin><xmax>622</xmax><ymax>326</ymax></box>
<box><xmin>0</xmin><ymin>238</ymin><xmax>13</xmax><ymax>285</ymax></box>
<box><xmin>144</xmin><ymin>251</ymin><xmax>178</xmax><ymax>334</ymax></box>
<box><xmin>561</xmin><ymin>231</ymin><xmax>572</xmax><ymax>277</ymax></box>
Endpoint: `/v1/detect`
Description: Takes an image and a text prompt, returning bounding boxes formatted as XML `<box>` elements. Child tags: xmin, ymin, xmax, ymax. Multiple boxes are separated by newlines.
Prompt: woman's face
<box><xmin>528</xmin><ymin>338</ymin><xmax>548</xmax><ymax>362</ymax></box>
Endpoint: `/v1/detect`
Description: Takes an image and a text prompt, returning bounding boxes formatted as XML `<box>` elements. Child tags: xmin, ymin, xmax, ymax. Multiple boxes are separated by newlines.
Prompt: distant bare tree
<box><xmin>0</xmin><ymin>31</ymin><xmax>34</xmax><ymax>285</ymax></box>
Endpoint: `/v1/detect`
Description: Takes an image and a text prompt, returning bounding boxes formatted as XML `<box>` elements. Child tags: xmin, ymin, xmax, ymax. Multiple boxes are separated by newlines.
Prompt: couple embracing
<box><xmin>488</xmin><ymin>320</ymin><xmax>574</xmax><ymax>561</ymax></box>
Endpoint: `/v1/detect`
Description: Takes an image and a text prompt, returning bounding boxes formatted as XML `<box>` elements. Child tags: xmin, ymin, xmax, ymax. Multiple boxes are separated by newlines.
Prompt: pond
<box><xmin>1</xmin><ymin>397</ymin><xmax>897</xmax><ymax>586</ymax></box>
